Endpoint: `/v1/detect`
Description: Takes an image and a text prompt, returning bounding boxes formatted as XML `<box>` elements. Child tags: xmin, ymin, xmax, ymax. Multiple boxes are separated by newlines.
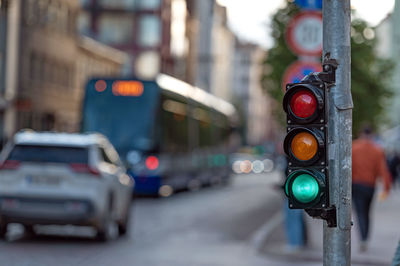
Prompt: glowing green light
<box><xmin>291</xmin><ymin>174</ymin><xmax>319</xmax><ymax>203</ymax></box>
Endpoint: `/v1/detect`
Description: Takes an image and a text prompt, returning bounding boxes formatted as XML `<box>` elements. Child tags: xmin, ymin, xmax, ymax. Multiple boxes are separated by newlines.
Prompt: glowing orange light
<box><xmin>291</xmin><ymin>132</ymin><xmax>318</xmax><ymax>161</ymax></box>
<box><xmin>112</xmin><ymin>81</ymin><xmax>144</xmax><ymax>96</ymax></box>
<box><xmin>145</xmin><ymin>156</ymin><xmax>159</xmax><ymax>170</ymax></box>
<box><xmin>95</xmin><ymin>80</ymin><xmax>107</xmax><ymax>92</ymax></box>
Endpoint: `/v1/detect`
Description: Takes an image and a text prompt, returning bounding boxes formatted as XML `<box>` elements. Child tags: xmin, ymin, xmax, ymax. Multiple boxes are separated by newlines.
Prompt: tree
<box><xmin>261</xmin><ymin>0</ymin><xmax>393</xmax><ymax>135</ymax></box>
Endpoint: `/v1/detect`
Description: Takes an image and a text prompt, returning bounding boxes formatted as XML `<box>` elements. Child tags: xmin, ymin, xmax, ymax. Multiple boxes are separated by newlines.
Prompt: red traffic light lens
<box><xmin>290</xmin><ymin>90</ymin><xmax>317</xmax><ymax>118</ymax></box>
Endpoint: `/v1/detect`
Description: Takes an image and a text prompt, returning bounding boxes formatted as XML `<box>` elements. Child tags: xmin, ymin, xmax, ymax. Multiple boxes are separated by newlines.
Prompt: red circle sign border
<box><xmin>282</xmin><ymin>60</ymin><xmax>322</xmax><ymax>92</ymax></box>
<box><xmin>285</xmin><ymin>11</ymin><xmax>323</xmax><ymax>57</ymax></box>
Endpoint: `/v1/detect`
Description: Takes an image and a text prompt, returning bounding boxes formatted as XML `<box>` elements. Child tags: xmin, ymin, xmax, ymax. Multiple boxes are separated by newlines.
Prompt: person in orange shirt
<box><xmin>352</xmin><ymin>126</ymin><xmax>392</xmax><ymax>252</ymax></box>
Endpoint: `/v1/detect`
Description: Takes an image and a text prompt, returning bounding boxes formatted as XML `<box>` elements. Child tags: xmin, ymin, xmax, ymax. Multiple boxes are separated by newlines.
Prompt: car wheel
<box><xmin>96</xmin><ymin>212</ymin><xmax>113</xmax><ymax>242</ymax></box>
<box><xmin>118</xmin><ymin>216</ymin><xmax>128</xmax><ymax>236</ymax></box>
<box><xmin>0</xmin><ymin>220</ymin><xmax>7</xmax><ymax>239</ymax></box>
<box><xmin>118</xmin><ymin>200</ymin><xmax>132</xmax><ymax>236</ymax></box>
<box><xmin>187</xmin><ymin>179</ymin><xmax>201</xmax><ymax>191</ymax></box>
<box><xmin>24</xmin><ymin>225</ymin><xmax>36</xmax><ymax>236</ymax></box>
<box><xmin>96</xmin><ymin>197</ymin><xmax>117</xmax><ymax>242</ymax></box>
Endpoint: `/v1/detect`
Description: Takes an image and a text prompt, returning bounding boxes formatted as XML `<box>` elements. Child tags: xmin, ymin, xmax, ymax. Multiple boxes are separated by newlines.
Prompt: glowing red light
<box><xmin>145</xmin><ymin>156</ymin><xmax>159</xmax><ymax>170</ymax></box>
<box><xmin>290</xmin><ymin>90</ymin><xmax>317</xmax><ymax>118</ymax></box>
<box><xmin>0</xmin><ymin>160</ymin><xmax>20</xmax><ymax>170</ymax></box>
<box><xmin>95</xmin><ymin>80</ymin><xmax>107</xmax><ymax>92</ymax></box>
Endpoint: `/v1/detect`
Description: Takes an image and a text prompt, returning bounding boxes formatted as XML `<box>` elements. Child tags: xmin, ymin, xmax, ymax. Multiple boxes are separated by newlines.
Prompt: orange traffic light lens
<box><xmin>291</xmin><ymin>132</ymin><xmax>318</xmax><ymax>161</ymax></box>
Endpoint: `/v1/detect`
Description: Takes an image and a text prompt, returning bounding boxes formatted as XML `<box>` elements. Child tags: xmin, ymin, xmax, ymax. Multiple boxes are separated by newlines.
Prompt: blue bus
<box><xmin>81</xmin><ymin>74</ymin><xmax>238</xmax><ymax>196</ymax></box>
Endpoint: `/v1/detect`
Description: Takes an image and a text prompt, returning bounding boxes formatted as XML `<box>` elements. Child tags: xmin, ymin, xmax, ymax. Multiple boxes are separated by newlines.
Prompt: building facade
<box><xmin>79</xmin><ymin>0</ymin><xmax>173</xmax><ymax>79</ymax></box>
<box><xmin>232</xmin><ymin>41</ymin><xmax>277</xmax><ymax>145</ymax></box>
<box><xmin>375</xmin><ymin>0</ymin><xmax>400</xmax><ymax>126</ymax></box>
<box><xmin>246</xmin><ymin>47</ymin><xmax>277</xmax><ymax>145</ymax></box>
<box><xmin>185</xmin><ymin>0</ymin><xmax>215</xmax><ymax>91</ymax></box>
<box><xmin>1</xmin><ymin>0</ymin><xmax>126</xmax><ymax>141</ymax></box>
<box><xmin>17</xmin><ymin>0</ymin><xmax>80</xmax><ymax>132</ymax></box>
<box><xmin>211</xmin><ymin>3</ymin><xmax>234</xmax><ymax>102</ymax></box>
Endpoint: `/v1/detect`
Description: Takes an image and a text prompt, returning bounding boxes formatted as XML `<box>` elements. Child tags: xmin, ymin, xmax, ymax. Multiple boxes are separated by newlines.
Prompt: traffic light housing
<box><xmin>283</xmin><ymin>74</ymin><xmax>329</xmax><ymax>210</ymax></box>
<box><xmin>283</xmin><ymin>59</ymin><xmax>339</xmax><ymax>227</ymax></box>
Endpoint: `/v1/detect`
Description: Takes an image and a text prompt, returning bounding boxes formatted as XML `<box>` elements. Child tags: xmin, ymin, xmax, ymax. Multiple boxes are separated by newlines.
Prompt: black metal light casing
<box><xmin>283</xmin><ymin>127</ymin><xmax>325</xmax><ymax>167</ymax></box>
<box><xmin>283</xmin><ymin>72</ymin><xmax>330</xmax><ymax>210</ymax></box>
<box><xmin>283</xmin><ymin>82</ymin><xmax>325</xmax><ymax>125</ymax></box>
<box><xmin>284</xmin><ymin>169</ymin><xmax>327</xmax><ymax>209</ymax></box>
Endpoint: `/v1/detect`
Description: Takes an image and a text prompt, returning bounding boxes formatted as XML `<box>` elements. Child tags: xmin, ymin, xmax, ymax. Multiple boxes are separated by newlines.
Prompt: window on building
<box><xmin>61</xmin><ymin>65</ymin><xmax>69</xmax><ymax>87</ymax></box>
<box><xmin>67</xmin><ymin>10</ymin><xmax>77</xmax><ymax>35</ymax></box>
<box><xmin>25</xmin><ymin>0</ymin><xmax>37</xmax><ymax>26</ymax></box>
<box><xmin>78</xmin><ymin>12</ymin><xmax>91</xmax><ymax>36</ymax></box>
<box><xmin>38</xmin><ymin>0</ymin><xmax>49</xmax><ymax>27</ymax></box>
<box><xmin>17</xmin><ymin>111</ymin><xmax>33</xmax><ymax>131</ymax></box>
<box><xmin>80</xmin><ymin>0</ymin><xmax>91</xmax><ymax>7</ymax></box>
<box><xmin>98</xmin><ymin>14</ymin><xmax>133</xmax><ymax>45</ymax></box>
<box><xmin>34</xmin><ymin>56</ymin><xmax>44</xmax><ymax>83</ymax></box>
<box><xmin>137</xmin><ymin>0</ymin><xmax>161</xmax><ymax>10</ymax></box>
<box><xmin>49</xmin><ymin>62</ymin><xmax>57</xmax><ymax>84</ymax></box>
<box><xmin>42</xmin><ymin>113</ymin><xmax>56</xmax><ymax>131</ymax></box>
<box><xmin>138</xmin><ymin>15</ymin><xmax>161</xmax><ymax>47</ymax></box>
<box><xmin>66</xmin><ymin>66</ymin><xmax>74</xmax><ymax>88</ymax></box>
<box><xmin>29</xmin><ymin>53</ymin><xmax>36</xmax><ymax>81</ymax></box>
<box><xmin>43</xmin><ymin>59</ymin><xmax>52</xmax><ymax>85</ymax></box>
<box><xmin>99</xmin><ymin>0</ymin><xmax>136</xmax><ymax>9</ymax></box>
<box><xmin>57</xmin><ymin>5</ymin><xmax>69</xmax><ymax>33</ymax></box>
<box><xmin>47</xmin><ymin>2</ymin><xmax>58</xmax><ymax>30</ymax></box>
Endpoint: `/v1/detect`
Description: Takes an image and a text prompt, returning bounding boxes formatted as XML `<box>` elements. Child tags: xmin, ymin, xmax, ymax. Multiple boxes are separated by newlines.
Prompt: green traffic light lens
<box><xmin>291</xmin><ymin>174</ymin><xmax>319</xmax><ymax>203</ymax></box>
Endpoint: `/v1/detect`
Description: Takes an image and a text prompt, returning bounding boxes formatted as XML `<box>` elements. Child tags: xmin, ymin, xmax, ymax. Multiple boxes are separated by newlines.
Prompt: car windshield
<box><xmin>7</xmin><ymin>145</ymin><xmax>89</xmax><ymax>164</ymax></box>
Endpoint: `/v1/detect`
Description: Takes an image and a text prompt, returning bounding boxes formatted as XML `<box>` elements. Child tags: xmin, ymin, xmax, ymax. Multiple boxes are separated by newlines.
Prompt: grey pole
<box><xmin>0</xmin><ymin>0</ymin><xmax>7</xmax><ymax>94</ymax></box>
<box><xmin>0</xmin><ymin>0</ymin><xmax>8</xmax><ymax>145</ymax></box>
<box><xmin>323</xmin><ymin>0</ymin><xmax>353</xmax><ymax>265</ymax></box>
<box><xmin>4</xmin><ymin>0</ymin><xmax>20</xmax><ymax>141</ymax></box>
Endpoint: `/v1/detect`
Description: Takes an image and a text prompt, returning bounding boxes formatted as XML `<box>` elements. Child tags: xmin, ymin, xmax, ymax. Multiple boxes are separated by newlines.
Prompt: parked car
<box><xmin>0</xmin><ymin>131</ymin><xmax>134</xmax><ymax>241</ymax></box>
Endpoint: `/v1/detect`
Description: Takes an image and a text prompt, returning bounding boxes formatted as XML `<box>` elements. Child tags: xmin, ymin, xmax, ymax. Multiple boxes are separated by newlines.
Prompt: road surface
<box><xmin>0</xmin><ymin>172</ymin><xmax>318</xmax><ymax>266</ymax></box>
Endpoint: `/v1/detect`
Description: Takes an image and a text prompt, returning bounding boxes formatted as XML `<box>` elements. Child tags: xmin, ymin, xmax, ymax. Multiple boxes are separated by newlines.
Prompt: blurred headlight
<box><xmin>252</xmin><ymin>160</ymin><xmax>264</xmax><ymax>174</ymax></box>
<box><xmin>232</xmin><ymin>160</ymin><xmax>242</xmax><ymax>174</ymax></box>
<box><xmin>263</xmin><ymin>159</ymin><xmax>274</xmax><ymax>172</ymax></box>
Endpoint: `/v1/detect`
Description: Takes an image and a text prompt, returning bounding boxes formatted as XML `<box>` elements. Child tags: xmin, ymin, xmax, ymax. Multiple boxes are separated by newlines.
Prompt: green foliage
<box><xmin>351</xmin><ymin>19</ymin><xmax>393</xmax><ymax>135</ymax></box>
<box><xmin>261</xmin><ymin>1</ymin><xmax>393</xmax><ymax>135</ymax></box>
<box><xmin>261</xmin><ymin>1</ymin><xmax>299</xmax><ymax>124</ymax></box>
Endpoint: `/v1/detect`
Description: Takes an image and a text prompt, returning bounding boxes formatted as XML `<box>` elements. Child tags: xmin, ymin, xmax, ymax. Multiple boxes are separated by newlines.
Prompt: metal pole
<box><xmin>0</xmin><ymin>1</ymin><xmax>8</xmax><ymax>95</ymax></box>
<box><xmin>323</xmin><ymin>0</ymin><xmax>353</xmax><ymax>265</ymax></box>
<box><xmin>0</xmin><ymin>0</ymin><xmax>8</xmax><ymax>145</ymax></box>
<box><xmin>4</xmin><ymin>0</ymin><xmax>20</xmax><ymax>141</ymax></box>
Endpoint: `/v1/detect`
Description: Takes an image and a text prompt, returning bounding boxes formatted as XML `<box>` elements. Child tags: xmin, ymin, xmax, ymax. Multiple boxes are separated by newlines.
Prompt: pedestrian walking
<box><xmin>282</xmin><ymin>158</ymin><xmax>307</xmax><ymax>251</ymax></box>
<box><xmin>274</xmin><ymin>153</ymin><xmax>308</xmax><ymax>251</ymax></box>
<box><xmin>388</xmin><ymin>152</ymin><xmax>400</xmax><ymax>188</ymax></box>
<box><xmin>352</xmin><ymin>126</ymin><xmax>392</xmax><ymax>252</ymax></box>
<box><xmin>392</xmin><ymin>240</ymin><xmax>400</xmax><ymax>266</ymax></box>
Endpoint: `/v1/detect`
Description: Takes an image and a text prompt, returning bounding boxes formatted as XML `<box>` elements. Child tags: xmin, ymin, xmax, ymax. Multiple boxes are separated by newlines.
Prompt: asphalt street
<box><xmin>0</xmin><ymin>172</ymin><xmax>316</xmax><ymax>266</ymax></box>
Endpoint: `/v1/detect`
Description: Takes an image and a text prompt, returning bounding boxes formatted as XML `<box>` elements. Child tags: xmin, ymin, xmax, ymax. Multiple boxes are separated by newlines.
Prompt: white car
<box><xmin>0</xmin><ymin>131</ymin><xmax>134</xmax><ymax>241</ymax></box>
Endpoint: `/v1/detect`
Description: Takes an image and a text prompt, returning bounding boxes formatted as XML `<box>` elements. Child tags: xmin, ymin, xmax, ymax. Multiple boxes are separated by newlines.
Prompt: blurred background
<box><xmin>0</xmin><ymin>0</ymin><xmax>399</xmax><ymax>265</ymax></box>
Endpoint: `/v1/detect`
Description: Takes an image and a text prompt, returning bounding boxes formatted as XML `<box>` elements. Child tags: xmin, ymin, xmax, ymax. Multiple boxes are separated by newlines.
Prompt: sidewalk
<box><xmin>261</xmin><ymin>190</ymin><xmax>400</xmax><ymax>265</ymax></box>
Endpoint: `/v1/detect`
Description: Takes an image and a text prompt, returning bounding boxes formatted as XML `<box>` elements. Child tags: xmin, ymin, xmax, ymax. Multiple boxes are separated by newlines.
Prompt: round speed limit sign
<box><xmin>285</xmin><ymin>11</ymin><xmax>323</xmax><ymax>57</ymax></box>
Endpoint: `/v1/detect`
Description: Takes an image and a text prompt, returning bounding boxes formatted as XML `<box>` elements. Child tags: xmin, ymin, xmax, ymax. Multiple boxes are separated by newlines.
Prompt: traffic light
<box><xmin>283</xmin><ymin>71</ymin><xmax>329</xmax><ymax>210</ymax></box>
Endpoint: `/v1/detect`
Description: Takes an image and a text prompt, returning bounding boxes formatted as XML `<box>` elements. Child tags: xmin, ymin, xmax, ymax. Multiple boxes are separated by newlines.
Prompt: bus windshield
<box><xmin>82</xmin><ymin>79</ymin><xmax>160</xmax><ymax>157</ymax></box>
